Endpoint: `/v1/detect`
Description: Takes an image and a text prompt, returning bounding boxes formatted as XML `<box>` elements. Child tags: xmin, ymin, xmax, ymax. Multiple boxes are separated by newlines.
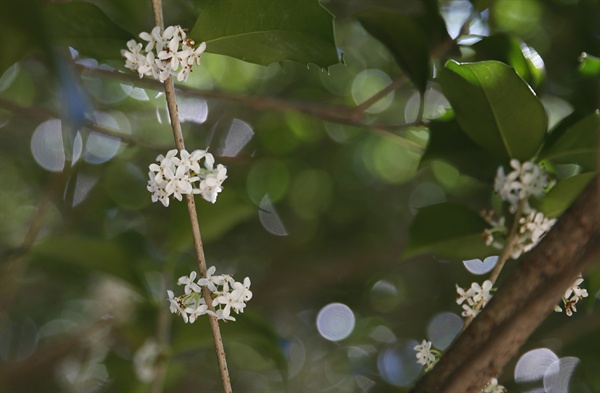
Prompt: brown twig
<box><xmin>149</xmin><ymin>1</ymin><xmax>232</xmax><ymax>392</ymax></box>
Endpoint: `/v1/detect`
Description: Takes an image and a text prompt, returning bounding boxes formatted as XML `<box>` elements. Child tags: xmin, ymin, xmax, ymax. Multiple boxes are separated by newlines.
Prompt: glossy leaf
<box><xmin>539</xmin><ymin>173</ymin><xmax>595</xmax><ymax>218</ymax></box>
<box><xmin>578</xmin><ymin>52</ymin><xmax>600</xmax><ymax>78</ymax></box>
<box><xmin>189</xmin><ymin>0</ymin><xmax>339</xmax><ymax>68</ymax></box>
<box><xmin>421</xmin><ymin>116</ymin><xmax>501</xmax><ymax>181</ymax></box>
<box><xmin>357</xmin><ymin>9</ymin><xmax>430</xmax><ymax>92</ymax></box>
<box><xmin>43</xmin><ymin>2</ymin><xmax>133</xmax><ymax>61</ymax></box>
<box><xmin>440</xmin><ymin>60</ymin><xmax>547</xmax><ymax>162</ymax></box>
<box><xmin>403</xmin><ymin>202</ymin><xmax>492</xmax><ymax>261</ymax></box>
<box><xmin>539</xmin><ymin>111</ymin><xmax>599</xmax><ymax>171</ymax></box>
<box><xmin>472</xmin><ymin>33</ymin><xmax>545</xmax><ymax>89</ymax></box>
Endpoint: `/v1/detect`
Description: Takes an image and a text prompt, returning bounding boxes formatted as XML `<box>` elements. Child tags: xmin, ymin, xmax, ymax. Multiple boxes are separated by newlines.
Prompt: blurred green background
<box><xmin>0</xmin><ymin>0</ymin><xmax>598</xmax><ymax>392</ymax></box>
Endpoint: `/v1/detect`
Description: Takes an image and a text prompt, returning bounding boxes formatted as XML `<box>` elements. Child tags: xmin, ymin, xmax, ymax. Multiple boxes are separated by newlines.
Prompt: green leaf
<box><xmin>30</xmin><ymin>235</ymin><xmax>138</xmax><ymax>285</ymax></box>
<box><xmin>578</xmin><ymin>52</ymin><xmax>600</xmax><ymax>78</ymax></box>
<box><xmin>43</xmin><ymin>2</ymin><xmax>133</xmax><ymax>61</ymax></box>
<box><xmin>539</xmin><ymin>111</ymin><xmax>599</xmax><ymax>171</ymax></box>
<box><xmin>403</xmin><ymin>202</ymin><xmax>493</xmax><ymax>261</ymax></box>
<box><xmin>472</xmin><ymin>33</ymin><xmax>545</xmax><ymax>89</ymax></box>
<box><xmin>439</xmin><ymin>60</ymin><xmax>547</xmax><ymax>161</ymax></box>
<box><xmin>539</xmin><ymin>172</ymin><xmax>596</xmax><ymax>218</ymax></box>
<box><xmin>357</xmin><ymin>9</ymin><xmax>430</xmax><ymax>92</ymax></box>
<box><xmin>0</xmin><ymin>2</ymin><xmax>44</xmax><ymax>76</ymax></box>
<box><xmin>189</xmin><ymin>0</ymin><xmax>339</xmax><ymax>68</ymax></box>
<box><xmin>421</xmin><ymin>116</ymin><xmax>502</xmax><ymax>181</ymax></box>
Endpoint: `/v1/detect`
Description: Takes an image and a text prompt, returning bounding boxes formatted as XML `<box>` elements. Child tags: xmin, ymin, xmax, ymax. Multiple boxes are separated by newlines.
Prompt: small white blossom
<box><xmin>122</xmin><ymin>25</ymin><xmax>206</xmax><ymax>82</ymax></box>
<box><xmin>555</xmin><ymin>274</ymin><xmax>588</xmax><ymax>316</ymax></box>
<box><xmin>456</xmin><ymin>280</ymin><xmax>495</xmax><ymax>318</ymax></box>
<box><xmin>481</xmin><ymin>377</ymin><xmax>507</xmax><ymax>393</ymax></box>
<box><xmin>177</xmin><ymin>271</ymin><xmax>201</xmax><ymax>294</ymax></box>
<box><xmin>414</xmin><ymin>340</ymin><xmax>439</xmax><ymax>371</ymax></box>
<box><xmin>494</xmin><ymin>159</ymin><xmax>548</xmax><ymax>213</ymax></box>
<box><xmin>510</xmin><ymin>210</ymin><xmax>556</xmax><ymax>259</ymax></box>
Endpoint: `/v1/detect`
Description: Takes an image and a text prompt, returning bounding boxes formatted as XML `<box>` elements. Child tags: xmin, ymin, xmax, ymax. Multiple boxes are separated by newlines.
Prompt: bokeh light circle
<box><xmin>463</xmin><ymin>256</ymin><xmax>498</xmax><ymax>275</ymax></box>
<box><xmin>426</xmin><ymin>312</ymin><xmax>463</xmax><ymax>350</ymax></box>
<box><xmin>316</xmin><ymin>303</ymin><xmax>355</xmax><ymax>341</ymax></box>
<box><xmin>31</xmin><ymin>119</ymin><xmax>82</xmax><ymax>172</ymax></box>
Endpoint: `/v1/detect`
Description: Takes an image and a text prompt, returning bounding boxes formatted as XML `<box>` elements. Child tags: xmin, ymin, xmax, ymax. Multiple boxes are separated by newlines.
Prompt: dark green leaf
<box><xmin>43</xmin><ymin>2</ymin><xmax>134</xmax><ymax>61</ymax></box>
<box><xmin>357</xmin><ymin>9</ymin><xmax>430</xmax><ymax>92</ymax></box>
<box><xmin>440</xmin><ymin>60</ymin><xmax>547</xmax><ymax>161</ymax></box>
<box><xmin>472</xmin><ymin>33</ymin><xmax>545</xmax><ymax>88</ymax></box>
<box><xmin>539</xmin><ymin>172</ymin><xmax>595</xmax><ymax>218</ymax></box>
<box><xmin>578</xmin><ymin>52</ymin><xmax>600</xmax><ymax>78</ymax></box>
<box><xmin>539</xmin><ymin>111</ymin><xmax>599</xmax><ymax>171</ymax></box>
<box><xmin>403</xmin><ymin>202</ymin><xmax>493</xmax><ymax>261</ymax></box>
<box><xmin>0</xmin><ymin>2</ymin><xmax>44</xmax><ymax>76</ymax></box>
<box><xmin>421</xmin><ymin>116</ymin><xmax>501</xmax><ymax>181</ymax></box>
<box><xmin>189</xmin><ymin>0</ymin><xmax>339</xmax><ymax>68</ymax></box>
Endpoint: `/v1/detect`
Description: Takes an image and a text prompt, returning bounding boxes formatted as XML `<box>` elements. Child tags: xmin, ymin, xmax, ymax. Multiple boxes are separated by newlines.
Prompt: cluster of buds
<box><xmin>122</xmin><ymin>25</ymin><xmax>206</xmax><ymax>82</ymax></box>
<box><xmin>456</xmin><ymin>280</ymin><xmax>494</xmax><ymax>318</ymax></box>
<box><xmin>494</xmin><ymin>159</ymin><xmax>548</xmax><ymax>213</ymax></box>
<box><xmin>168</xmin><ymin>267</ymin><xmax>252</xmax><ymax>322</ymax></box>
<box><xmin>554</xmin><ymin>275</ymin><xmax>588</xmax><ymax>316</ymax></box>
<box><xmin>481</xmin><ymin>210</ymin><xmax>507</xmax><ymax>249</ymax></box>
<box><xmin>147</xmin><ymin>148</ymin><xmax>227</xmax><ymax>207</ymax></box>
<box><xmin>481</xmin><ymin>378</ymin><xmax>507</xmax><ymax>393</ymax></box>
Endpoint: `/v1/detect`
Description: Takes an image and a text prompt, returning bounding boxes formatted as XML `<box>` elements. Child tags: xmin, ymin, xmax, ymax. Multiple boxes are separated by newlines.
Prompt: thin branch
<box><xmin>150</xmin><ymin>1</ymin><xmax>232</xmax><ymax>392</ymax></box>
<box><xmin>351</xmin><ymin>74</ymin><xmax>407</xmax><ymax>116</ymax></box>
<box><xmin>412</xmin><ymin>175</ymin><xmax>600</xmax><ymax>393</ymax></box>
<box><xmin>75</xmin><ymin>65</ymin><xmax>424</xmax><ymax>151</ymax></box>
<box><xmin>0</xmin><ymin>97</ymin><xmax>164</xmax><ymax>149</ymax></box>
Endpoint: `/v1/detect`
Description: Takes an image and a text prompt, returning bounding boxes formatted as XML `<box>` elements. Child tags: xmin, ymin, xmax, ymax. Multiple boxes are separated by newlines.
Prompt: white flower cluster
<box><xmin>494</xmin><ymin>159</ymin><xmax>548</xmax><ymax>213</ymax></box>
<box><xmin>414</xmin><ymin>340</ymin><xmax>440</xmax><ymax>371</ymax></box>
<box><xmin>167</xmin><ymin>267</ymin><xmax>252</xmax><ymax>323</ymax></box>
<box><xmin>509</xmin><ymin>210</ymin><xmax>556</xmax><ymax>259</ymax></box>
<box><xmin>147</xmin><ymin>148</ymin><xmax>227</xmax><ymax>207</ymax></box>
<box><xmin>554</xmin><ymin>274</ymin><xmax>588</xmax><ymax>316</ymax></box>
<box><xmin>481</xmin><ymin>377</ymin><xmax>507</xmax><ymax>393</ymax></box>
<box><xmin>122</xmin><ymin>25</ymin><xmax>206</xmax><ymax>82</ymax></box>
<box><xmin>456</xmin><ymin>280</ymin><xmax>494</xmax><ymax>318</ymax></box>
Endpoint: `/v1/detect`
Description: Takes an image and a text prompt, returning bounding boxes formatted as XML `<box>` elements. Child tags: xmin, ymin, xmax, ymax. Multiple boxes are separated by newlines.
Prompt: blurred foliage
<box><xmin>0</xmin><ymin>0</ymin><xmax>599</xmax><ymax>392</ymax></box>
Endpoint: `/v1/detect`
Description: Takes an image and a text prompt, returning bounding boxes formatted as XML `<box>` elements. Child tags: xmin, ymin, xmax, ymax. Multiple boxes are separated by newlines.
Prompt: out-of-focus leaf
<box><xmin>421</xmin><ymin>116</ymin><xmax>501</xmax><ymax>181</ymax></box>
<box><xmin>403</xmin><ymin>202</ymin><xmax>492</xmax><ymax>261</ymax></box>
<box><xmin>440</xmin><ymin>60</ymin><xmax>547</xmax><ymax>162</ymax></box>
<box><xmin>0</xmin><ymin>2</ymin><xmax>44</xmax><ymax>76</ymax></box>
<box><xmin>472</xmin><ymin>33</ymin><xmax>545</xmax><ymax>88</ymax></box>
<box><xmin>539</xmin><ymin>172</ymin><xmax>595</xmax><ymax>218</ymax></box>
<box><xmin>43</xmin><ymin>2</ymin><xmax>133</xmax><ymax>61</ymax></box>
<box><xmin>189</xmin><ymin>0</ymin><xmax>339</xmax><ymax>68</ymax></box>
<box><xmin>168</xmin><ymin>191</ymin><xmax>255</xmax><ymax>252</ymax></box>
<box><xmin>357</xmin><ymin>9</ymin><xmax>430</xmax><ymax>92</ymax></box>
<box><xmin>539</xmin><ymin>111</ymin><xmax>599</xmax><ymax>171</ymax></box>
<box><xmin>30</xmin><ymin>235</ymin><xmax>138</xmax><ymax>285</ymax></box>
<box><xmin>578</xmin><ymin>52</ymin><xmax>600</xmax><ymax>77</ymax></box>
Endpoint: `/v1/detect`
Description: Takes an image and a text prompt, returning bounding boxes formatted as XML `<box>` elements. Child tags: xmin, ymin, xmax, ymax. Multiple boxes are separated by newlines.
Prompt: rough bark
<box><xmin>412</xmin><ymin>175</ymin><xmax>599</xmax><ymax>393</ymax></box>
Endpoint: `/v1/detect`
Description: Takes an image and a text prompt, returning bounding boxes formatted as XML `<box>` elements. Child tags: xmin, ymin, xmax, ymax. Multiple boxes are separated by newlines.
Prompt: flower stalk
<box><xmin>149</xmin><ymin>0</ymin><xmax>232</xmax><ymax>392</ymax></box>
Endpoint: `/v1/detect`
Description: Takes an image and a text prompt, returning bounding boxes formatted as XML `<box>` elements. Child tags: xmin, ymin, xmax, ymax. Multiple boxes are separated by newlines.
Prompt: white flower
<box><xmin>197</xmin><ymin>266</ymin><xmax>224</xmax><ymax>292</ymax></box>
<box><xmin>178</xmin><ymin>271</ymin><xmax>202</xmax><ymax>294</ymax></box>
<box><xmin>494</xmin><ymin>159</ymin><xmax>548</xmax><ymax>213</ymax></box>
<box><xmin>456</xmin><ymin>280</ymin><xmax>495</xmax><ymax>318</ymax></box>
<box><xmin>414</xmin><ymin>340</ymin><xmax>438</xmax><ymax>370</ymax></box>
<box><xmin>555</xmin><ymin>274</ymin><xmax>588</xmax><ymax>316</ymax></box>
<box><xmin>481</xmin><ymin>377</ymin><xmax>506</xmax><ymax>393</ymax></box>
<box><xmin>134</xmin><ymin>339</ymin><xmax>161</xmax><ymax>383</ymax></box>
<box><xmin>511</xmin><ymin>210</ymin><xmax>556</xmax><ymax>259</ymax></box>
<box><xmin>123</xmin><ymin>25</ymin><xmax>206</xmax><ymax>82</ymax></box>
<box><xmin>167</xmin><ymin>290</ymin><xmax>184</xmax><ymax>315</ymax></box>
